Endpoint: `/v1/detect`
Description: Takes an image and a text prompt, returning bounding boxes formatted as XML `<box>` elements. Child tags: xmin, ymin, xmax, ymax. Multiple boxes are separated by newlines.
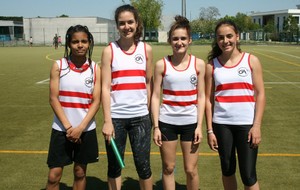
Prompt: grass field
<box><xmin>0</xmin><ymin>44</ymin><xmax>299</xmax><ymax>190</ymax></box>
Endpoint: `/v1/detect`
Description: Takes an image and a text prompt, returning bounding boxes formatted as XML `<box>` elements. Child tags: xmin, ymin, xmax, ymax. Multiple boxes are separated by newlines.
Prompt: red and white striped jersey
<box><xmin>212</xmin><ymin>52</ymin><xmax>255</xmax><ymax>125</ymax></box>
<box><xmin>159</xmin><ymin>55</ymin><xmax>199</xmax><ymax>125</ymax></box>
<box><xmin>110</xmin><ymin>41</ymin><xmax>148</xmax><ymax>118</ymax></box>
<box><xmin>52</xmin><ymin>58</ymin><xmax>97</xmax><ymax>131</ymax></box>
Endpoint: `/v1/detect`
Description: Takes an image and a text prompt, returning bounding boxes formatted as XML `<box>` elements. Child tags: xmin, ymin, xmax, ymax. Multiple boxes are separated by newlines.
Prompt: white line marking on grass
<box><xmin>36</xmin><ymin>78</ymin><xmax>49</xmax><ymax>84</ymax></box>
<box><xmin>259</xmin><ymin>49</ymin><xmax>300</xmax><ymax>60</ymax></box>
<box><xmin>253</xmin><ymin>51</ymin><xmax>300</xmax><ymax>67</ymax></box>
<box><xmin>265</xmin><ymin>82</ymin><xmax>300</xmax><ymax>84</ymax></box>
<box><xmin>265</xmin><ymin>70</ymin><xmax>300</xmax><ymax>89</ymax></box>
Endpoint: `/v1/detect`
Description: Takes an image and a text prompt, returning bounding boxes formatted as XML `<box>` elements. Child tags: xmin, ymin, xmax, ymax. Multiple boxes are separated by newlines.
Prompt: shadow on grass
<box><xmin>40</xmin><ymin>176</ymin><xmax>107</xmax><ymax>190</ymax></box>
<box><xmin>154</xmin><ymin>179</ymin><xmax>186</xmax><ymax>190</ymax></box>
<box><xmin>41</xmin><ymin>176</ymin><xmax>188</xmax><ymax>189</ymax></box>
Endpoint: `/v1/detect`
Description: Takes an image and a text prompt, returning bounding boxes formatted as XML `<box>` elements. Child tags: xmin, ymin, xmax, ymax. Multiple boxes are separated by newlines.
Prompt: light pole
<box><xmin>182</xmin><ymin>0</ymin><xmax>186</xmax><ymax>17</ymax></box>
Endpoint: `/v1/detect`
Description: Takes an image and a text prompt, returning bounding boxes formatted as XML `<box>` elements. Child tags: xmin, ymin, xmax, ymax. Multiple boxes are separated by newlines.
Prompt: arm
<box><xmin>193</xmin><ymin>58</ymin><xmax>206</xmax><ymax>144</ymax></box>
<box><xmin>248</xmin><ymin>54</ymin><xmax>266</xmax><ymax>146</ymax></box>
<box><xmin>101</xmin><ymin>45</ymin><xmax>114</xmax><ymax>142</ymax></box>
<box><xmin>49</xmin><ymin>61</ymin><xmax>72</xmax><ymax>131</ymax></box>
<box><xmin>67</xmin><ymin>64</ymin><xmax>101</xmax><ymax>141</ymax></box>
<box><xmin>151</xmin><ymin>59</ymin><xmax>164</xmax><ymax>147</ymax></box>
<box><xmin>205</xmin><ymin>62</ymin><xmax>218</xmax><ymax>151</ymax></box>
<box><xmin>145</xmin><ymin>43</ymin><xmax>153</xmax><ymax>110</ymax></box>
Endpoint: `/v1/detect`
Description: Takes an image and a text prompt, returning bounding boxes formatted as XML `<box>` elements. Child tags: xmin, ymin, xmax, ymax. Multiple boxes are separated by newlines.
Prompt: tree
<box><xmin>191</xmin><ymin>6</ymin><xmax>220</xmax><ymax>37</ymax></box>
<box><xmin>58</xmin><ymin>14</ymin><xmax>69</xmax><ymax>18</ymax></box>
<box><xmin>130</xmin><ymin>0</ymin><xmax>163</xmax><ymax>40</ymax></box>
<box><xmin>199</xmin><ymin>6</ymin><xmax>220</xmax><ymax>21</ymax></box>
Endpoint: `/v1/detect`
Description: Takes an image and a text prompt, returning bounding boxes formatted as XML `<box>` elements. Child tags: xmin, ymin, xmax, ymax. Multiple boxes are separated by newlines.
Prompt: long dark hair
<box><xmin>207</xmin><ymin>20</ymin><xmax>241</xmax><ymax>61</ymax></box>
<box><xmin>114</xmin><ymin>4</ymin><xmax>143</xmax><ymax>42</ymax></box>
<box><xmin>64</xmin><ymin>25</ymin><xmax>94</xmax><ymax>64</ymax></box>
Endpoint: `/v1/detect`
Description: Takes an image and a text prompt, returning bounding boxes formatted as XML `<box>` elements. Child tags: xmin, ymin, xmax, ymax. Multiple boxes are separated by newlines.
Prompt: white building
<box><xmin>250</xmin><ymin>5</ymin><xmax>300</xmax><ymax>33</ymax></box>
<box><xmin>23</xmin><ymin>17</ymin><xmax>117</xmax><ymax>45</ymax></box>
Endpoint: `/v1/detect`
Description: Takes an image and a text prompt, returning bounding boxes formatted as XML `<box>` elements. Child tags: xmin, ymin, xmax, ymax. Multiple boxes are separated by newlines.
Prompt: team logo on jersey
<box><xmin>190</xmin><ymin>74</ymin><xmax>198</xmax><ymax>86</ymax></box>
<box><xmin>238</xmin><ymin>67</ymin><xmax>249</xmax><ymax>77</ymax></box>
<box><xmin>85</xmin><ymin>77</ymin><xmax>93</xmax><ymax>88</ymax></box>
<box><xmin>134</xmin><ymin>54</ymin><xmax>144</xmax><ymax>64</ymax></box>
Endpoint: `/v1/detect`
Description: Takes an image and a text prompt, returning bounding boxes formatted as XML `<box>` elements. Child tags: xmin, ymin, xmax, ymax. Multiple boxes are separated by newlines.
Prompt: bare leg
<box><xmin>245</xmin><ymin>181</ymin><xmax>259</xmax><ymax>190</ymax></box>
<box><xmin>223</xmin><ymin>175</ymin><xmax>237</xmax><ymax>190</ymax></box>
<box><xmin>181</xmin><ymin>141</ymin><xmax>199</xmax><ymax>190</ymax></box>
<box><xmin>108</xmin><ymin>176</ymin><xmax>122</xmax><ymax>190</ymax></box>
<box><xmin>46</xmin><ymin>167</ymin><xmax>63</xmax><ymax>190</ymax></box>
<box><xmin>139</xmin><ymin>176</ymin><xmax>153</xmax><ymax>190</ymax></box>
<box><xmin>73</xmin><ymin>163</ymin><xmax>87</xmax><ymax>190</ymax></box>
<box><xmin>160</xmin><ymin>140</ymin><xmax>178</xmax><ymax>190</ymax></box>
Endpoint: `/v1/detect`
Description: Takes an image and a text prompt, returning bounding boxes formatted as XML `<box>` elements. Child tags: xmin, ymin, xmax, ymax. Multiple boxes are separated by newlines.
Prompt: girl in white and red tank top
<box><xmin>152</xmin><ymin>15</ymin><xmax>206</xmax><ymax>190</ymax></box>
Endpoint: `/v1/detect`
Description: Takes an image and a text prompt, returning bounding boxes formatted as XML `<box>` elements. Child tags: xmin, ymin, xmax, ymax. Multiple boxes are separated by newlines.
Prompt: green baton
<box><xmin>110</xmin><ymin>138</ymin><xmax>125</xmax><ymax>168</ymax></box>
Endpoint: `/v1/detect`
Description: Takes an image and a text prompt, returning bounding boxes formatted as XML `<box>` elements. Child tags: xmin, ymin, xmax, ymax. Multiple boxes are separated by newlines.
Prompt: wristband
<box><xmin>207</xmin><ymin>129</ymin><xmax>214</xmax><ymax>134</ymax></box>
<box><xmin>66</xmin><ymin>126</ymin><xmax>72</xmax><ymax>131</ymax></box>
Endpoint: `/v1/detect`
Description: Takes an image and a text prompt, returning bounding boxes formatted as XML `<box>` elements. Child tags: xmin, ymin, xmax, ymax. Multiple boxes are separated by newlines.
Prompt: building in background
<box><xmin>0</xmin><ymin>20</ymin><xmax>23</xmax><ymax>41</ymax></box>
<box><xmin>250</xmin><ymin>5</ymin><xmax>300</xmax><ymax>32</ymax></box>
<box><xmin>23</xmin><ymin>17</ymin><xmax>117</xmax><ymax>45</ymax></box>
<box><xmin>250</xmin><ymin>5</ymin><xmax>300</xmax><ymax>41</ymax></box>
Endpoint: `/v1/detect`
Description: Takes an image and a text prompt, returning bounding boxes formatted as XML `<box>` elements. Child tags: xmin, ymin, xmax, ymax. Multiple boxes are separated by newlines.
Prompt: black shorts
<box><xmin>47</xmin><ymin>128</ymin><xmax>99</xmax><ymax>168</ymax></box>
<box><xmin>213</xmin><ymin>123</ymin><xmax>258</xmax><ymax>186</ymax></box>
<box><xmin>159</xmin><ymin>121</ymin><xmax>197</xmax><ymax>141</ymax></box>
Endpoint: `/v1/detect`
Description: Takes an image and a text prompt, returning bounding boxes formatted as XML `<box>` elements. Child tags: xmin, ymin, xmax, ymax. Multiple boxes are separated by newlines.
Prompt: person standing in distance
<box><xmin>101</xmin><ymin>4</ymin><xmax>153</xmax><ymax>190</ymax></box>
<box><xmin>151</xmin><ymin>15</ymin><xmax>206</xmax><ymax>190</ymax></box>
<box><xmin>205</xmin><ymin>20</ymin><xmax>265</xmax><ymax>190</ymax></box>
<box><xmin>46</xmin><ymin>25</ymin><xmax>101</xmax><ymax>190</ymax></box>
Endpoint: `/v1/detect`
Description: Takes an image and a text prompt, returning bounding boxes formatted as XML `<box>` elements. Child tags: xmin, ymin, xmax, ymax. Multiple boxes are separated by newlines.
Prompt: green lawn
<box><xmin>0</xmin><ymin>45</ymin><xmax>299</xmax><ymax>189</ymax></box>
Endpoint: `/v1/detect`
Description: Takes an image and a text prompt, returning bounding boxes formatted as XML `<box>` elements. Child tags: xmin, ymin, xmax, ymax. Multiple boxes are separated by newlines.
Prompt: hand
<box><xmin>153</xmin><ymin>127</ymin><xmax>162</xmax><ymax>147</ymax></box>
<box><xmin>248</xmin><ymin>124</ymin><xmax>261</xmax><ymax>148</ymax></box>
<box><xmin>193</xmin><ymin>126</ymin><xmax>203</xmax><ymax>144</ymax></box>
<box><xmin>102</xmin><ymin>122</ymin><xmax>115</xmax><ymax>144</ymax></box>
<box><xmin>207</xmin><ymin>133</ymin><xmax>218</xmax><ymax>151</ymax></box>
<box><xmin>66</xmin><ymin>127</ymin><xmax>82</xmax><ymax>144</ymax></box>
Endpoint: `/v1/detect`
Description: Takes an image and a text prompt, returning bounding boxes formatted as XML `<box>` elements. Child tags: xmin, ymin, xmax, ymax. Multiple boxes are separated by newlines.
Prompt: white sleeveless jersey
<box><xmin>212</xmin><ymin>53</ymin><xmax>255</xmax><ymax>125</ymax></box>
<box><xmin>52</xmin><ymin>58</ymin><xmax>97</xmax><ymax>131</ymax></box>
<box><xmin>110</xmin><ymin>41</ymin><xmax>148</xmax><ymax>118</ymax></box>
<box><xmin>159</xmin><ymin>55</ymin><xmax>199</xmax><ymax>125</ymax></box>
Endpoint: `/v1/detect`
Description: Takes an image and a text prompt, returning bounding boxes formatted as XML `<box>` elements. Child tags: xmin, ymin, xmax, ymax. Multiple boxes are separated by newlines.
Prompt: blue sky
<box><xmin>1</xmin><ymin>0</ymin><xmax>300</xmax><ymax>20</ymax></box>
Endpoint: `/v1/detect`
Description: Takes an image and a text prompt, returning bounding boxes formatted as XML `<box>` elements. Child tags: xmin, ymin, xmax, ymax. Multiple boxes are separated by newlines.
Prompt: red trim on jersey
<box><xmin>217</xmin><ymin>53</ymin><xmax>245</xmax><ymax>68</ymax></box>
<box><xmin>144</xmin><ymin>42</ymin><xmax>148</xmax><ymax>61</ymax></box>
<box><xmin>60</xmin><ymin>101</ymin><xmax>91</xmax><ymax>109</ymax></box>
<box><xmin>215</xmin><ymin>82</ymin><xmax>253</xmax><ymax>91</ymax></box>
<box><xmin>112</xmin><ymin>70</ymin><xmax>146</xmax><ymax>79</ymax></box>
<box><xmin>162</xmin><ymin>58</ymin><xmax>167</xmax><ymax>77</ymax></box>
<box><xmin>215</xmin><ymin>95</ymin><xmax>255</xmax><ymax>102</ymax></box>
<box><xmin>163</xmin><ymin>99</ymin><xmax>197</xmax><ymax>106</ymax></box>
<box><xmin>59</xmin><ymin>59</ymin><xmax>62</xmax><ymax>75</ymax></box>
<box><xmin>93</xmin><ymin>64</ymin><xmax>97</xmax><ymax>85</ymax></box>
<box><xmin>59</xmin><ymin>91</ymin><xmax>93</xmax><ymax>99</ymax></box>
<box><xmin>163</xmin><ymin>89</ymin><xmax>197</xmax><ymax>96</ymax></box>
<box><xmin>248</xmin><ymin>53</ymin><xmax>253</xmax><ymax>71</ymax></box>
<box><xmin>116</xmin><ymin>41</ymin><xmax>138</xmax><ymax>55</ymax></box>
<box><xmin>194</xmin><ymin>55</ymin><xmax>199</xmax><ymax>75</ymax></box>
<box><xmin>111</xmin><ymin>83</ymin><xmax>146</xmax><ymax>91</ymax></box>
<box><xmin>68</xmin><ymin>61</ymin><xmax>90</xmax><ymax>73</ymax></box>
<box><xmin>109</xmin><ymin>43</ymin><xmax>114</xmax><ymax>66</ymax></box>
<box><xmin>169</xmin><ymin>55</ymin><xmax>191</xmax><ymax>71</ymax></box>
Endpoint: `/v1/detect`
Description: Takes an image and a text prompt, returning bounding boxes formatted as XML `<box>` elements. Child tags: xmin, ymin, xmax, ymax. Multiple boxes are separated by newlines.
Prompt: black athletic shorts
<box><xmin>159</xmin><ymin>121</ymin><xmax>197</xmax><ymax>141</ymax></box>
<box><xmin>47</xmin><ymin>128</ymin><xmax>99</xmax><ymax>168</ymax></box>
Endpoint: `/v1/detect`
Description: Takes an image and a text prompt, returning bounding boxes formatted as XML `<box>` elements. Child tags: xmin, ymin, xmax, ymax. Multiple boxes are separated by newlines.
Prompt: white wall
<box><xmin>23</xmin><ymin>17</ymin><xmax>117</xmax><ymax>45</ymax></box>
